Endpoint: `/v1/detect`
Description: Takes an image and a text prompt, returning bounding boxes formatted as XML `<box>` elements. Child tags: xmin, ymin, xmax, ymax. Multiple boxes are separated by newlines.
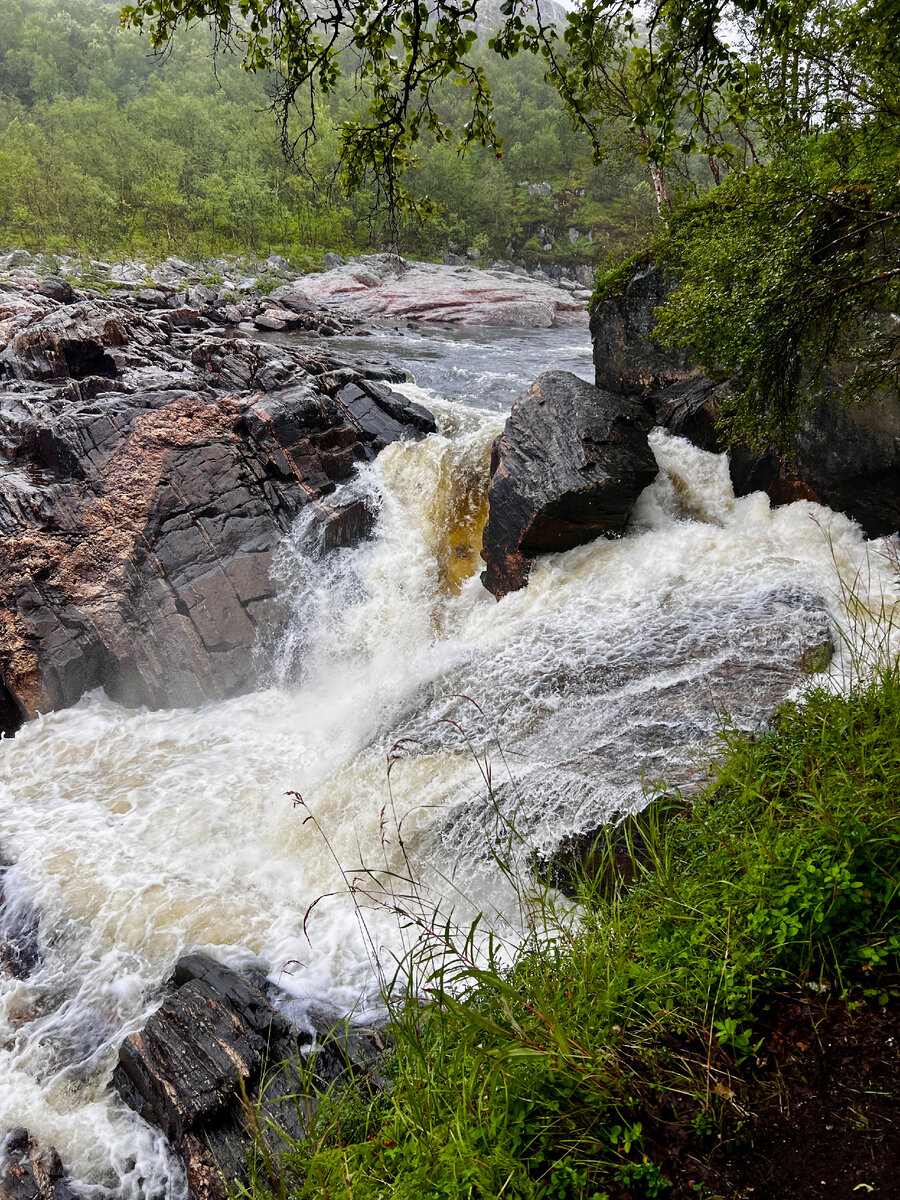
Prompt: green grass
<box><xmin>248</xmin><ymin>664</ymin><xmax>900</xmax><ymax>1200</ymax></box>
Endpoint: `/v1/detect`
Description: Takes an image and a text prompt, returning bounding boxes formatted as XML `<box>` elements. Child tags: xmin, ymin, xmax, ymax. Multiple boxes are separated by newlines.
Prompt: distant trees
<box><xmin>0</xmin><ymin>0</ymin><xmax>660</xmax><ymax>262</ymax></box>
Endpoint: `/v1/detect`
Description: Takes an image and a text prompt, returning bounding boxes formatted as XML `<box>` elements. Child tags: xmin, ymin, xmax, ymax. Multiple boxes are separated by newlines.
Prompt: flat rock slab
<box><xmin>280</xmin><ymin>255</ymin><xmax>590</xmax><ymax>327</ymax></box>
<box><xmin>481</xmin><ymin>371</ymin><xmax>658</xmax><ymax>598</ymax></box>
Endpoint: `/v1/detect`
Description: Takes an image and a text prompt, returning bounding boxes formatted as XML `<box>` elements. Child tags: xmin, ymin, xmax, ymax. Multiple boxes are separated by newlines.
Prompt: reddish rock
<box><xmin>283</xmin><ymin>255</ymin><xmax>590</xmax><ymax>327</ymax></box>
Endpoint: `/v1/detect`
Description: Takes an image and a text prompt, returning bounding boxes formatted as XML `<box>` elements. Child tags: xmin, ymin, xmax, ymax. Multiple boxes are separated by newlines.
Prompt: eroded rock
<box><xmin>481</xmin><ymin>371</ymin><xmax>658</xmax><ymax>598</ymax></box>
<box><xmin>0</xmin><ymin>1130</ymin><xmax>77</xmax><ymax>1200</ymax></box>
<box><xmin>113</xmin><ymin>955</ymin><xmax>386</xmax><ymax>1200</ymax></box>
<box><xmin>0</xmin><ymin>290</ymin><xmax>434</xmax><ymax>720</ymax></box>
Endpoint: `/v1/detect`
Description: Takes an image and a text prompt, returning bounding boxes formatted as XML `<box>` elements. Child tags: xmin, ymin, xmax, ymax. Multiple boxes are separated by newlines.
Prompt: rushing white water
<box><xmin>0</xmin><ymin>376</ymin><xmax>898</xmax><ymax>1197</ymax></box>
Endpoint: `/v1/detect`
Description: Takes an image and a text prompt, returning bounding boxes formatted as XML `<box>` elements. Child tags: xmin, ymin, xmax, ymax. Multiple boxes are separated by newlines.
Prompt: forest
<box><xmin>0</xmin><ymin>0</ymin><xmax>659</xmax><ymax>265</ymax></box>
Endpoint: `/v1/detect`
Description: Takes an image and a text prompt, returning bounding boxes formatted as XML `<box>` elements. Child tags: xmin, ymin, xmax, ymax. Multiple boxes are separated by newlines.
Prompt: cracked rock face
<box><xmin>113</xmin><ymin>954</ymin><xmax>388</xmax><ymax>1200</ymax></box>
<box><xmin>0</xmin><ymin>289</ymin><xmax>435</xmax><ymax>723</ymax></box>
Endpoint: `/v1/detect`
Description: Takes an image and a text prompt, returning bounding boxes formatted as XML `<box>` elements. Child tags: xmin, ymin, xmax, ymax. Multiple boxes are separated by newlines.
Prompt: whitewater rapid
<box><xmin>0</xmin><ymin>381</ymin><xmax>897</xmax><ymax>1197</ymax></box>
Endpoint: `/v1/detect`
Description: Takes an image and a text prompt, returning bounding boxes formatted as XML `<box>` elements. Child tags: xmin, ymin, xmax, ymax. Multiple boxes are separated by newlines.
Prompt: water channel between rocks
<box><xmin>0</xmin><ymin>324</ymin><xmax>897</xmax><ymax>1199</ymax></box>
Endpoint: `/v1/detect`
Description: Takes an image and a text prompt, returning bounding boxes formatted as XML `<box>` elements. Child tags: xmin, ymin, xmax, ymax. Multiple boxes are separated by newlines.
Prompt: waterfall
<box><xmin>0</xmin><ymin>382</ymin><xmax>897</xmax><ymax>1198</ymax></box>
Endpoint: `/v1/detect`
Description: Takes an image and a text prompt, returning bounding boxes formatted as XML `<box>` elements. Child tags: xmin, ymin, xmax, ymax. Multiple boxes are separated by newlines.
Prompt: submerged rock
<box><xmin>0</xmin><ymin>289</ymin><xmax>435</xmax><ymax>721</ymax></box>
<box><xmin>0</xmin><ymin>1130</ymin><xmax>77</xmax><ymax>1200</ymax></box>
<box><xmin>0</xmin><ymin>853</ymin><xmax>41</xmax><ymax>980</ymax></box>
<box><xmin>480</xmin><ymin>371</ymin><xmax>657</xmax><ymax>598</ymax></box>
<box><xmin>113</xmin><ymin>955</ymin><xmax>386</xmax><ymax>1200</ymax></box>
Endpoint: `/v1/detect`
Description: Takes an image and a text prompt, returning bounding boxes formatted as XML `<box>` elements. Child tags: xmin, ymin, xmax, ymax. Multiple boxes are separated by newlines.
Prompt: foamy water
<box><xmin>0</xmin><ymin>384</ymin><xmax>897</xmax><ymax>1197</ymax></box>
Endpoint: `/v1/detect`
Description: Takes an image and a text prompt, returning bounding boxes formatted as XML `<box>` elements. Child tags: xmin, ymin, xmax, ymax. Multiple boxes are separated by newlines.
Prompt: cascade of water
<box><xmin>0</xmin><ymin>382</ymin><xmax>896</xmax><ymax>1197</ymax></box>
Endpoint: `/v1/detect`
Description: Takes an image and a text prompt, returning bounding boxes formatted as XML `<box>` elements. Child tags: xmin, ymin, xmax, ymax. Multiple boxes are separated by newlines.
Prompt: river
<box><xmin>0</xmin><ymin>323</ymin><xmax>896</xmax><ymax>1198</ymax></box>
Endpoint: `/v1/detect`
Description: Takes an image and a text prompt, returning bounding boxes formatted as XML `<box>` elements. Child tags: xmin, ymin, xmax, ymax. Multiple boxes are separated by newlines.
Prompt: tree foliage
<box><xmin>0</xmin><ymin>0</ymin><xmax>654</xmax><ymax>262</ymax></box>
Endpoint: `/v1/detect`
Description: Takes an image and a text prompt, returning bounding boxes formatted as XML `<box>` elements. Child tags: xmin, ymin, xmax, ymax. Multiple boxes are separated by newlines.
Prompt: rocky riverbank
<box><xmin>0</xmin><ymin>273</ymin><xmax>436</xmax><ymax>727</ymax></box>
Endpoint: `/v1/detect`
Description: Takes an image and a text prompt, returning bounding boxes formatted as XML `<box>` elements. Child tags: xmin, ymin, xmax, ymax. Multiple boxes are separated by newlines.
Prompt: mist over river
<box><xmin>0</xmin><ymin>325</ymin><xmax>897</xmax><ymax>1199</ymax></box>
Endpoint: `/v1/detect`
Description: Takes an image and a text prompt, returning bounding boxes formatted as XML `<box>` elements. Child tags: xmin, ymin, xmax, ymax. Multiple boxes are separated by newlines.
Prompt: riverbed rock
<box><xmin>285</xmin><ymin>254</ymin><xmax>590</xmax><ymax>326</ymax></box>
<box><xmin>0</xmin><ymin>289</ymin><xmax>434</xmax><ymax>723</ymax></box>
<box><xmin>480</xmin><ymin>371</ymin><xmax>658</xmax><ymax>598</ymax></box>
<box><xmin>0</xmin><ymin>1131</ymin><xmax>78</xmax><ymax>1200</ymax></box>
<box><xmin>0</xmin><ymin>854</ymin><xmax>41</xmax><ymax>980</ymax></box>
<box><xmin>113</xmin><ymin>955</ymin><xmax>386</xmax><ymax>1200</ymax></box>
<box><xmin>592</xmin><ymin>264</ymin><xmax>900</xmax><ymax>536</ymax></box>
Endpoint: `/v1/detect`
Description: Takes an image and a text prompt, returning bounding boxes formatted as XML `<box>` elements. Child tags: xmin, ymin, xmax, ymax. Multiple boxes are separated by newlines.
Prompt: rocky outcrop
<box><xmin>113</xmin><ymin>955</ymin><xmax>387</xmax><ymax>1200</ymax></box>
<box><xmin>591</xmin><ymin>265</ymin><xmax>900</xmax><ymax>536</ymax></box>
<box><xmin>480</xmin><ymin>372</ymin><xmax>658</xmax><ymax>598</ymax></box>
<box><xmin>0</xmin><ymin>1131</ymin><xmax>78</xmax><ymax>1200</ymax></box>
<box><xmin>0</xmin><ymin>288</ymin><xmax>435</xmax><ymax>723</ymax></box>
<box><xmin>590</xmin><ymin>266</ymin><xmax>697</xmax><ymax>395</ymax></box>
<box><xmin>281</xmin><ymin>255</ymin><xmax>590</xmax><ymax>327</ymax></box>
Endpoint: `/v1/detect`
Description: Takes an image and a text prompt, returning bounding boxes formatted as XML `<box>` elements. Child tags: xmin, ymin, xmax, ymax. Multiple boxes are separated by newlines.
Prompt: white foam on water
<box><xmin>0</xmin><ymin>399</ymin><xmax>897</xmax><ymax>1196</ymax></box>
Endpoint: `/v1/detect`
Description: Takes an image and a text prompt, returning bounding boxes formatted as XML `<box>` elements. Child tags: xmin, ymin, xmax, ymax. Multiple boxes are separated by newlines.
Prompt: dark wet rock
<box><xmin>0</xmin><ymin>1130</ymin><xmax>77</xmax><ymax>1200</ymax></box>
<box><xmin>0</xmin><ymin>289</ymin><xmax>434</xmax><ymax>718</ymax></box>
<box><xmin>0</xmin><ymin>855</ymin><xmax>41</xmax><ymax>979</ymax></box>
<box><xmin>336</xmin><ymin>380</ymin><xmax>437</xmax><ymax>451</ymax></box>
<box><xmin>593</xmin><ymin>264</ymin><xmax>900</xmax><ymax>536</ymax></box>
<box><xmin>480</xmin><ymin>371</ymin><xmax>658</xmax><ymax>598</ymax></box>
<box><xmin>114</xmin><ymin>955</ymin><xmax>386</xmax><ymax>1200</ymax></box>
<box><xmin>590</xmin><ymin>265</ymin><xmax>697</xmax><ymax>396</ymax></box>
<box><xmin>542</xmin><ymin>794</ymin><xmax>688</xmax><ymax>900</ymax></box>
<box><xmin>36</xmin><ymin>277</ymin><xmax>75</xmax><ymax>305</ymax></box>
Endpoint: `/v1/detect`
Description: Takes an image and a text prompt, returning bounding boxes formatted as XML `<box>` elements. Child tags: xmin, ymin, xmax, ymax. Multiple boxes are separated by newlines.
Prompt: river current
<box><xmin>0</xmin><ymin>325</ymin><xmax>897</xmax><ymax>1197</ymax></box>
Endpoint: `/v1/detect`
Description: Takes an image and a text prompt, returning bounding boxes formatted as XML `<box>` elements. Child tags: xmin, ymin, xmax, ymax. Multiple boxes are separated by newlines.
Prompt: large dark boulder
<box><xmin>591</xmin><ymin>265</ymin><xmax>900</xmax><ymax>536</ymax></box>
<box><xmin>113</xmin><ymin>955</ymin><xmax>386</xmax><ymax>1200</ymax></box>
<box><xmin>0</xmin><ymin>291</ymin><xmax>435</xmax><ymax>722</ymax></box>
<box><xmin>480</xmin><ymin>371</ymin><xmax>658</xmax><ymax>599</ymax></box>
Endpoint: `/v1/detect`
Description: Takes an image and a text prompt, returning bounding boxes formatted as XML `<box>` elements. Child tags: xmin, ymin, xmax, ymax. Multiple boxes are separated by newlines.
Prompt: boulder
<box><xmin>480</xmin><ymin>371</ymin><xmax>658</xmax><ymax>598</ymax></box>
<box><xmin>590</xmin><ymin>265</ymin><xmax>697</xmax><ymax>396</ymax></box>
<box><xmin>113</xmin><ymin>955</ymin><xmax>387</xmax><ymax>1200</ymax></box>
<box><xmin>0</xmin><ymin>1131</ymin><xmax>78</xmax><ymax>1200</ymax></box>
<box><xmin>593</xmin><ymin>264</ymin><xmax>900</xmax><ymax>536</ymax></box>
<box><xmin>0</xmin><ymin>290</ymin><xmax>434</xmax><ymax>724</ymax></box>
<box><xmin>36</xmin><ymin>276</ymin><xmax>75</xmax><ymax>304</ymax></box>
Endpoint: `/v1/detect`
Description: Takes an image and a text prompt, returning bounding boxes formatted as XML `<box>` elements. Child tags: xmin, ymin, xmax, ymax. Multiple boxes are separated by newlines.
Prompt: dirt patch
<box><xmin>643</xmin><ymin>993</ymin><xmax>900</xmax><ymax>1199</ymax></box>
